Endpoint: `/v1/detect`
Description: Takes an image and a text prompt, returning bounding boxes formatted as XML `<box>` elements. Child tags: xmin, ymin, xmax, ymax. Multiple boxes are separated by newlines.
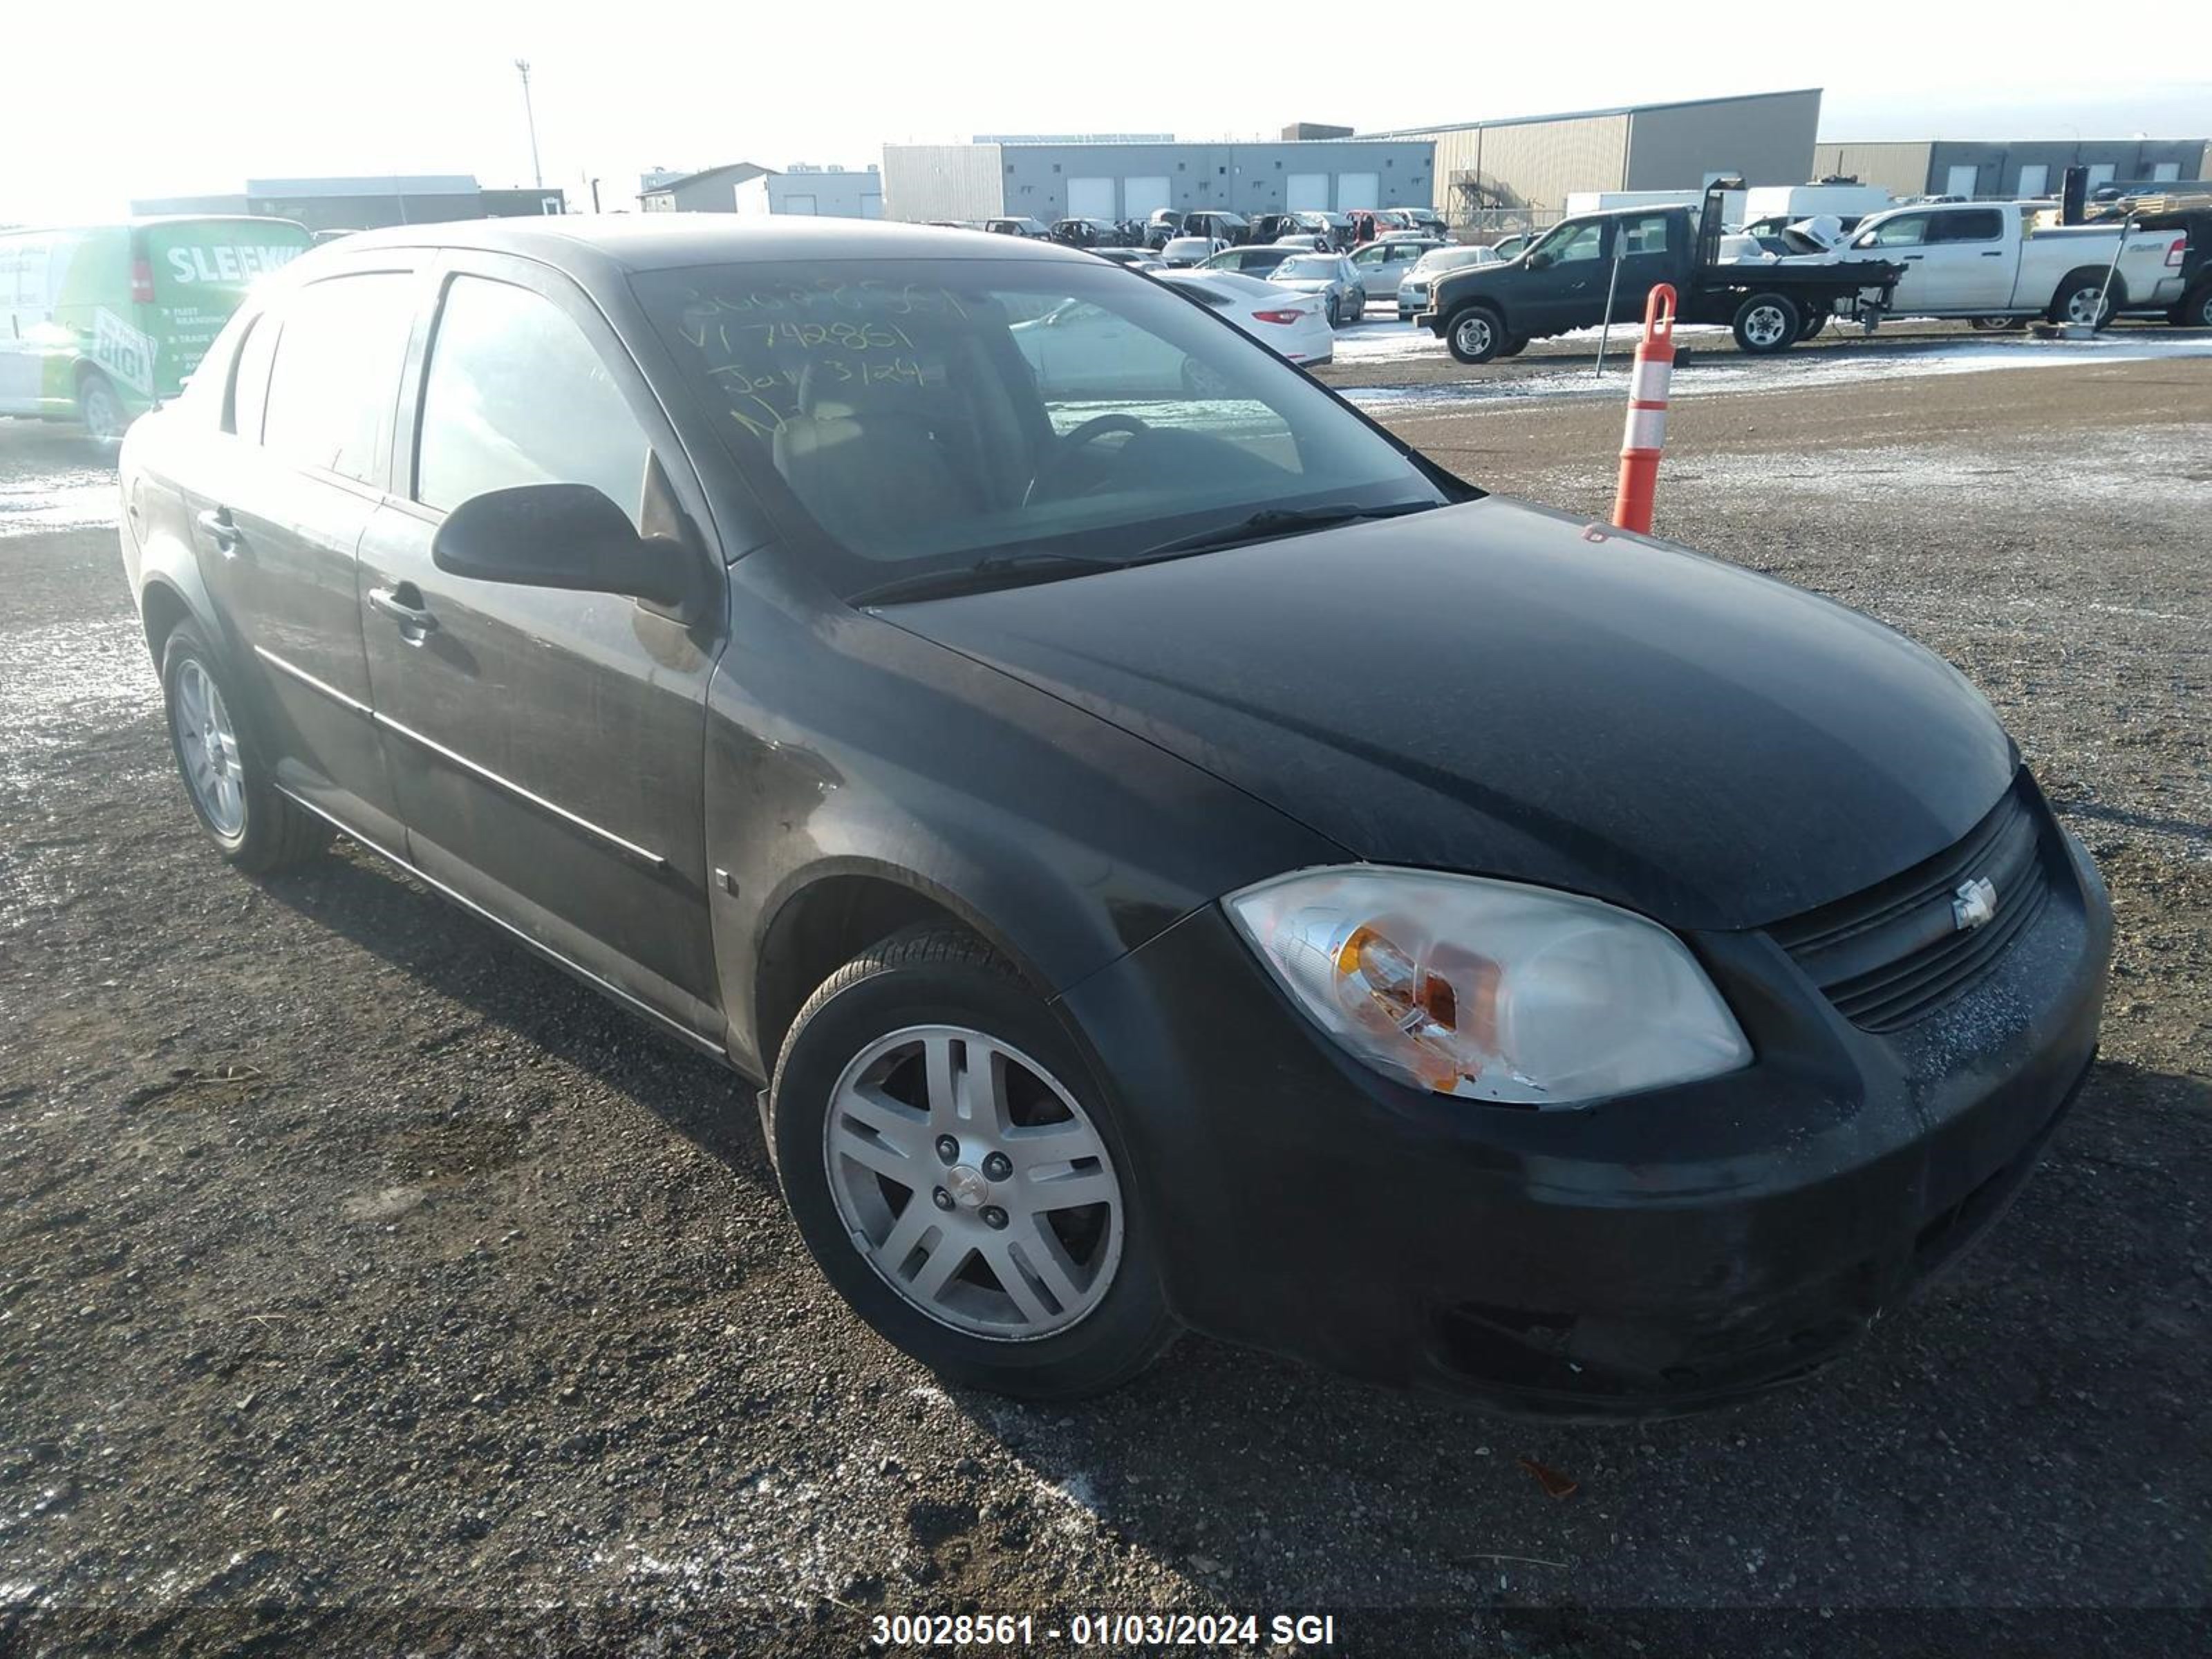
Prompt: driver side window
<box><xmin>1861</xmin><ymin>214</ymin><xmax>1930</xmax><ymax>248</ymax></box>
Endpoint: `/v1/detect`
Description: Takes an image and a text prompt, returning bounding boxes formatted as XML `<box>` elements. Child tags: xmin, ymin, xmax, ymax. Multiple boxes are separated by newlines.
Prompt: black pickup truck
<box><xmin>1424</xmin><ymin>178</ymin><xmax>1906</xmax><ymax>364</ymax></box>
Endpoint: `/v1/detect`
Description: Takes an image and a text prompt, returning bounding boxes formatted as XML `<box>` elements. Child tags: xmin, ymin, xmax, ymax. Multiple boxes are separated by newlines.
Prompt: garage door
<box><xmin>1944</xmin><ymin>165</ymin><xmax>1979</xmax><ymax>198</ymax></box>
<box><xmin>1069</xmin><ymin>177</ymin><xmax>1117</xmax><ymax>220</ymax></box>
<box><xmin>1286</xmin><ymin>172</ymin><xmax>1328</xmax><ymax>211</ymax></box>
<box><xmin>1123</xmin><ymin>175</ymin><xmax>1171</xmax><ymax>217</ymax></box>
<box><xmin>1336</xmin><ymin>172</ymin><xmax>1378</xmax><ymax>210</ymax></box>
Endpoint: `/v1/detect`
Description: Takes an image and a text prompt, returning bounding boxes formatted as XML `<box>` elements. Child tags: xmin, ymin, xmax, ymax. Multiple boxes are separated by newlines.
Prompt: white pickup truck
<box><xmin>1811</xmin><ymin>200</ymin><xmax>2189</xmax><ymax>326</ymax></box>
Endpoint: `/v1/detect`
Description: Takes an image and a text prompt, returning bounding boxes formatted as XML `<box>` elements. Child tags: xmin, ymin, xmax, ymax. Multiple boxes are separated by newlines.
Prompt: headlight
<box><xmin>1224</xmin><ymin>868</ymin><xmax>1750</xmax><ymax>1107</ymax></box>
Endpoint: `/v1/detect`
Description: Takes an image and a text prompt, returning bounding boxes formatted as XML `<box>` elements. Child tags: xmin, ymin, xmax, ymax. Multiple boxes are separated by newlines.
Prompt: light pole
<box><xmin>515</xmin><ymin>57</ymin><xmax>543</xmax><ymax>190</ymax></box>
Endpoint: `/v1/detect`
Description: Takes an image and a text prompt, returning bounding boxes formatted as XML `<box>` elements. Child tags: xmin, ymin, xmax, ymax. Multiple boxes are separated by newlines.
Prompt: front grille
<box><xmin>1770</xmin><ymin>778</ymin><xmax>2052</xmax><ymax>1033</ymax></box>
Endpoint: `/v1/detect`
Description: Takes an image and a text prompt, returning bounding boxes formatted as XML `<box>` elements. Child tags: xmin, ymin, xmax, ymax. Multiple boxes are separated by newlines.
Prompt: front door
<box><xmin>357</xmin><ymin>253</ymin><xmax>724</xmax><ymax>1040</ymax></box>
<box><xmin>1521</xmin><ymin>219</ymin><xmax>1610</xmax><ymax>335</ymax></box>
<box><xmin>1848</xmin><ymin>212</ymin><xmax>1937</xmax><ymax>312</ymax></box>
<box><xmin>181</xmin><ymin>262</ymin><xmax>421</xmax><ymax>848</ymax></box>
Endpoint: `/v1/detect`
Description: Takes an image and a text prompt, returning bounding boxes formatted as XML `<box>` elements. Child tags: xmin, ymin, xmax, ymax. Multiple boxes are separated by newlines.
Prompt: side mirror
<box><xmin>432</xmin><ymin>482</ymin><xmax>700</xmax><ymax>612</ymax></box>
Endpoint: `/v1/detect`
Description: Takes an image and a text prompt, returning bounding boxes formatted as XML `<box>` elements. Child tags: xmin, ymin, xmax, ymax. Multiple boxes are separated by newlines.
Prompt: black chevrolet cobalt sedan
<box><xmin>118</xmin><ymin>217</ymin><xmax>2110</xmax><ymax>1415</ymax></box>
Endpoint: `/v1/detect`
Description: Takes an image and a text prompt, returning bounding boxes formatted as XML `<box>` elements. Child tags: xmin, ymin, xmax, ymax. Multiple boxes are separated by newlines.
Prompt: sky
<box><xmin>3</xmin><ymin>0</ymin><xmax>2207</xmax><ymax>224</ymax></box>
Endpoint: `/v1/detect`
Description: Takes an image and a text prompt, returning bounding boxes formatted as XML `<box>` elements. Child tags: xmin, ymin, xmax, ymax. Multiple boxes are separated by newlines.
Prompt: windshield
<box><xmin>633</xmin><ymin>257</ymin><xmax>1447</xmax><ymax>597</ymax></box>
<box><xmin>1275</xmin><ymin>256</ymin><xmax>1338</xmax><ymax>279</ymax></box>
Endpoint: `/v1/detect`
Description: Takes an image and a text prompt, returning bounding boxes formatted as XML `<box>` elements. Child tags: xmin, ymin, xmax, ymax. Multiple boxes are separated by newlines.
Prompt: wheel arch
<box><xmin>2055</xmin><ymin>264</ymin><xmax>2129</xmax><ymax>312</ymax></box>
<box><xmin>751</xmin><ymin>862</ymin><xmax>1056</xmax><ymax>1076</ymax></box>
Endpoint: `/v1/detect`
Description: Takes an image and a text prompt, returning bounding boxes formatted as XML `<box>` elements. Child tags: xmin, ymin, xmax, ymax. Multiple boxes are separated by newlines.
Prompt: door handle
<box><xmin>368</xmin><ymin>583</ymin><xmax>439</xmax><ymax>637</ymax></box>
<box><xmin>1980</xmin><ymin>250</ymin><xmax>2004</xmax><ymax>257</ymax></box>
<box><xmin>196</xmin><ymin>507</ymin><xmax>241</xmax><ymax>554</ymax></box>
<box><xmin>1900</xmin><ymin>254</ymin><xmax>1924</xmax><ymax>261</ymax></box>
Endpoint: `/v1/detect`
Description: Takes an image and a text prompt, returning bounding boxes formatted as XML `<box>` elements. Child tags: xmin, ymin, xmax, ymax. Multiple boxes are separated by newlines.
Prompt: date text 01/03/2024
<box><xmin>870</xmin><ymin>1612</ymin><xmax>1340</xmax><ymax>1647</ymax></box>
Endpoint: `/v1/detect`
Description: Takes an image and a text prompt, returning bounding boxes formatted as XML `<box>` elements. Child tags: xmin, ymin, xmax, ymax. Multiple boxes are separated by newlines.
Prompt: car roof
<box><xmin>314</xmin><ymin>213</ymin><xmax>1096</xmax><ymax>274</ymax></box>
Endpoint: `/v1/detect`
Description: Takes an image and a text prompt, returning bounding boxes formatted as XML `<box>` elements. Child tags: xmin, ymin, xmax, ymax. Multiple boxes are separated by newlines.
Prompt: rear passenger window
<box><xmin>1621</xmin><ymin>214</ymin><xmax>1671</xmax><ymax>256</ymax></box>
<box><xmin>260</xmin><ymin>274</ymin><xmax>415</xmax><ymax>483</ymax></box>
<box><xmin>1934</xmin><ymin>210</ymin><xmax>2004</xmax><ymax>243</ymax></box>
<box><xmin>414</xmin><ymin>276</ymin><xmax>650</xmax><ymax>526</ymax></box>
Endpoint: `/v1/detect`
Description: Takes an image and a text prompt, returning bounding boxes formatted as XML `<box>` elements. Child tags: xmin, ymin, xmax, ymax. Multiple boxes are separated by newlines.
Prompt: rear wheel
<box><xmin>1971</xmin><ymin>315</ymin><xmax>2027</xmax><ymax>331</ymax></box>
<box><xmin>770</xmin><ymin>926</ymin><xmax>1177</xmax><ymax>1399</ymax></box>
<box><xmin>76</xmin><ymin>372</ymin><xmax>127</xmax><ymax>444</ymax></box>
<box><xmin>2171</xmin><ymin>282</ymin><xmax>2212</xmax><ymax>329</ymax></box>
<box><xmin>160</xmin><ymin>624</ymin><xmax>328</xmax><ymax>872</ymax></box>
<box><xmin>1445</xmin><ymin>305</ymin><xmax>1506</xmax><ymax>364</ymax></box>
<box><xmin>2050</xmin><ymin>274</ymin><xmax>2117</xmax><ymax>329</ymax></box>
<box><xmin>1796</xmin><ymin>305</ymin><xmax>1829</xmax><ymax>341</ymax></box>
<box><xmin>1732</xmin><ymin>292</ymin><xmax>1801</xmax><ymax>355</ymax></box>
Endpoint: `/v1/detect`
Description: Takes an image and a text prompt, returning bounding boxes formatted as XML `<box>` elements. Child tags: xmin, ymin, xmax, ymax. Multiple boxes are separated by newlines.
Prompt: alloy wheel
<box><xmin>2065</xmin><ymin>285</ymin><xmax>2109</xmax><ymax>327</ymax></box>
<box><xmin>174</xmin><ymin>659</ymin><xmax>245</xmax><ymax>836</ymax></box>
<box><xmin>1454</xmin><ymin>313</ymin><xmax>1494</xmax><ymax>357</ymax></box>
<box><xmin>823</xmin><ymin>1025</ymin><xmax>1123</xmax><ymax>1340</ymax></box>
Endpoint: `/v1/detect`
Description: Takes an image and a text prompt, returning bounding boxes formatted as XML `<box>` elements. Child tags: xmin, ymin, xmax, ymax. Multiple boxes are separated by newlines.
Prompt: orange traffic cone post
<box><xmin>1611</xmin><ymin>283</ymin><xmax>1678</xmax><ymax>535</ymax></box>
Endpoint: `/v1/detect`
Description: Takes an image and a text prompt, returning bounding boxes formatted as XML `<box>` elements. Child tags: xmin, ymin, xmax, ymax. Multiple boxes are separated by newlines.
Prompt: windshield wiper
<box><xmin>1125</xmin><ymin>500</ymin><xmax>1442</xmax><ymax>564</ymax></box>
<box><xmin>852</xmin><ymin>501</ymin><xmax>1445</xmax><ymax>606</ymax></box>
<box><xmin>851</xmin><ymin>550</ymin><xmax>1125</xmax><ymax>607</ymax></box>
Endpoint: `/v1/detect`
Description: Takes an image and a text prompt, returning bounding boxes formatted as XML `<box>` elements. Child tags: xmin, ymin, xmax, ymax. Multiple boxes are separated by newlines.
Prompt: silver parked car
<box><xmin>1267</xmin><ymin>252</ymin><xmax>1366</xmax><ymax>328</ymax></box>
<box><xmin>1347</xmin><ymin>238</ymin><xmax>1443</xmax><ymax>317</ymax></box>
<box><xmin>1397</xmin><ymin>244</ymin><xmax>1501</xmax><ymax>321</ymax></box>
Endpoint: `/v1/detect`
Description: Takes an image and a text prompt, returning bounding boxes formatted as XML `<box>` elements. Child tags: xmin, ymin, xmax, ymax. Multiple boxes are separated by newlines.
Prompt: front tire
<box><xmin>1445</xmin><ymin>304</ymin><xmax>1506</xmax><ymax>364</ymax></box>
<box><xmin>160</xmin><ymin>624</ymin><xmax>328</xmax><ymax>872</ymax></box>
<box><xmin>1732</xmin><ymin>292</ymin><xmax>1801</xmax><ymax>354</ymax></box>
<box><xmin>769</xmin><ymin>926</ymin><xmax>1177</xmax><ymax>1399</ymax></box>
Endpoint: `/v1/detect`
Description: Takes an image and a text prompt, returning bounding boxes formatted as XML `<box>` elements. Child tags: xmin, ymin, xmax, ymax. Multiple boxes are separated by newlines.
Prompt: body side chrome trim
<box><xmin>271</xmin><ymin>783</ymin><xmax>733</xmax><ymax>1065</ymax></box>
<box><xmin>253</xmin><ymin>644</ymin><xmax>668</xmax><ymax>871</ymax></box>
<box><xmin>254</xmin><ymin>644</ymin><xmax>373</xmax><ymax>718</ymax></box>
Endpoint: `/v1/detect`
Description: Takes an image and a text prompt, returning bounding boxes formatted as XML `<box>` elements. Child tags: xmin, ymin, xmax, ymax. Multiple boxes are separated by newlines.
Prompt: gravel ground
<box><xmin>2</xmin><ymin>331</ymin><xmax>2209</xmax><ymax>1658</ymax></box>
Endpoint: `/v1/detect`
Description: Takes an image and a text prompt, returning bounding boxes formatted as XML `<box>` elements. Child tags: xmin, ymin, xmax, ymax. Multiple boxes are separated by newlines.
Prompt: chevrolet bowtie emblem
<box><xmin>1952</xmin><ymin>877</ymin><xmax>1998</xmax><ymax>932</ymax></box>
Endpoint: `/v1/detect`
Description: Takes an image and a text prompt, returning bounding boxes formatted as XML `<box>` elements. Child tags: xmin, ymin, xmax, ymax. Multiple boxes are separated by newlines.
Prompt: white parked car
<box><xmin>1156</xmin><ymin>270</ymin><xmax>1334</xmax><ymax>367</ymax></box>
<box><xmin>1349</xmin><ymin>238</ymin><xmax>1443</xmax><ymax>316</ymax></box>
<box><xmin>1396</xmin><ymin>244</ymin><xmax>1501</xmax><ymax>321</ymax></box>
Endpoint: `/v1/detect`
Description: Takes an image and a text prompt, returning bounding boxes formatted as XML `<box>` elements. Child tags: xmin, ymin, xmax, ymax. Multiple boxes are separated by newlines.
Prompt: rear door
<box><xmin>1607</xmin><ymin>212</ymin><xmax>1676</xmax><ymax>322</ymax></box>
<box><xmin>357</xmin><ymin>252</ymin><xmax>724</xmax><ymax>1039</ymax></box>
<box><xmin>1916</xmin><ymin>207</ymin><xmax>2013</xmax><ymax>310</ymax></box>
<box><xmin>180</xmin><ymin>259</ymin><xmax>422</xmax><ymax>847</ymax></box>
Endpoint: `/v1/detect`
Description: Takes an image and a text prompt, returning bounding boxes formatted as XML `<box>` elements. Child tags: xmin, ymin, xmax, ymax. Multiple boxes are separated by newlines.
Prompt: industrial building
<box><xmin>1811</xmin><ymin>138</ymin><xmax>2209</xmax><ymax>201</ymax></box>
<box><xmin>880</xmin><ymin>138</ymin><xmax>1434</xmax><ymax>225</ymax></box>
<box><xmin>129</xmin><ymin>176</ymin><xmax>565</xmax><ymax>233</ymax></box>
<box><xmin>640</xmin><ymin>162</ymin><xmax>883</xmax><ymax>217</ymax></box>
<box><xmin>1362</xmin><ymin>88</ymin><xmax>1823</xmax><ymax>226</ymax></box>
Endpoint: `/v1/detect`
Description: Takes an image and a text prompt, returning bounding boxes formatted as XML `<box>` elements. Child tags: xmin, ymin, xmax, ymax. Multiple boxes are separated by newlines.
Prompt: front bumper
<box><xmin>1057</xmin><ymin>806</ymin><xmax>2111</xmax><ymax>1418</ymax></box>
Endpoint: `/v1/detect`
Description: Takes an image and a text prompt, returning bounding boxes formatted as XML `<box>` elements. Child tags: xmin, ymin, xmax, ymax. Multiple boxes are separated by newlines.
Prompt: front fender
<box><xmin>703</xmin><ymin>552</ymin><xmax>1342</xmax><ymax>1076</ymax></box>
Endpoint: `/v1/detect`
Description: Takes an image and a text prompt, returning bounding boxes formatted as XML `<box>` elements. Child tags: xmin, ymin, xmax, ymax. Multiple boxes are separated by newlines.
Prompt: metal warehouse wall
<box><xmin>1923</xmin><ymin>138</ymin><xmax>2210</xmax><ymax>198</ymax></box>
<box><xmin>993</xmin><ymin>141</ymin><xmax>1433</xmax><ymax>222</ymax></box>
<box><xmin>1624</xmin><ymin>90</ymin><xmax>1819</xmax><ymax>189</ymax></box>
<box><xmin>1812</xmin><ymin>141</ymin><xmax>1937</xmax><ymax>198</ymax></box>
<box><xmin>880</xmin><ymin>145</ymin><xmax>1006</xmax><ymax>222</ymax></box>
<box><xmin>1423</xmin><ymin>115</ymin><xmax>1631</xmax><ymax>216</ymax></box>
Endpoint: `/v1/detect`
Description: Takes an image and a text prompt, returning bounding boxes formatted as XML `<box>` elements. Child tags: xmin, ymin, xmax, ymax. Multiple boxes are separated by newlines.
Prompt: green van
<box><xmin>0</xmin><ymin>216</ymin><xmax>313</xmax><ymax>440</ymax></box>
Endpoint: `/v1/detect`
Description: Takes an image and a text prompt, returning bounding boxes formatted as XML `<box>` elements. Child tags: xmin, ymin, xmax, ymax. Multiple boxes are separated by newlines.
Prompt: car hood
<box><xmin>883</xmin><ymin>498</ymin><xmax>2018</xmax><ymax>931</ymax></box>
